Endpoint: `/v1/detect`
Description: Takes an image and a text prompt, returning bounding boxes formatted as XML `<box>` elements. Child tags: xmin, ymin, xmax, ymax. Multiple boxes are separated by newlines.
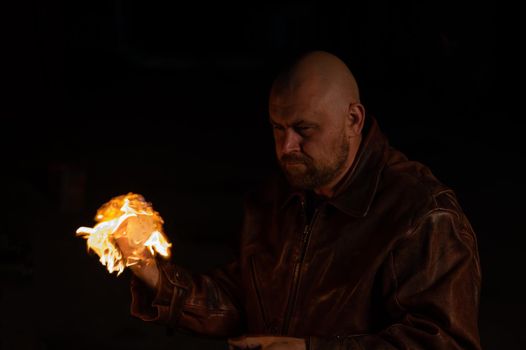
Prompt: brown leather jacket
<box><xmin>131</xmin><ymin>117</ymin><xmax>482</xmax><ymax>349</ymax></box>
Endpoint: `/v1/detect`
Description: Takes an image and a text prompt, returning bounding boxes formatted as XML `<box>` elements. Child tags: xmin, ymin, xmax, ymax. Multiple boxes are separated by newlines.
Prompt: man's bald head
<box><xmin>269</xmin><ymin>51</ymin><xmax>366</xmax><ymax>197</ymax></box>
<box><xmin>270</xmin><ymin>51</ymin><xmax>360</xmax><ymax>110</ymax></box>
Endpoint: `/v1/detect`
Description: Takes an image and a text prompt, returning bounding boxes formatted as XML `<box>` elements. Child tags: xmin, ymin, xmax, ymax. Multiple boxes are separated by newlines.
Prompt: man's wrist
<box><xmin>130</xmin><ymin>259</ymin><xmax>160</xmax><ymax>289</ymax></box>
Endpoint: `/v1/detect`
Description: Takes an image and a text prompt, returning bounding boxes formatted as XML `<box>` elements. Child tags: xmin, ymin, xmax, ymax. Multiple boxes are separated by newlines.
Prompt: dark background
<box><xmin>2</xmin><ymin>1</ymin><xmax>521</xmax><ymax>349</ymax></box>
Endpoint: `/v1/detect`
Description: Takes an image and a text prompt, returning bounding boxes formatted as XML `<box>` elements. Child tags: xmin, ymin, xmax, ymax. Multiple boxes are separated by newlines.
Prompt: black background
<box><xmin>2</xmin><ymin>1</ymin><xmax>522</xmax><ymax>349</ymax></box>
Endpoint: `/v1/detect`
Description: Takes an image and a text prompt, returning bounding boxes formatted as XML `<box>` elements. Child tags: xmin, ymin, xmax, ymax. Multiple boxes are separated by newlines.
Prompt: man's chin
<box><xmin>283</xmin><ymin>172</ymin><xmax>312</xmax><ymax>189</ymax></box>
<box><xmin>280</xmin><ymin>163</ymin><xmax>313</xmax><ymax>188</ymax></box>
<box><xmin>282</xmin><ymin>165</ymin><xmax>305</xmax><ymax>178</ymax></box>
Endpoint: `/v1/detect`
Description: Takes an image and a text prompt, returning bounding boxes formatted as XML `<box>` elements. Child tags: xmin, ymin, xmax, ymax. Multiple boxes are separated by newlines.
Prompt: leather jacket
<box><xmin>131</xmin><ymin>117</ymin><xmax>482</xmax><ymax>349</ymax></box>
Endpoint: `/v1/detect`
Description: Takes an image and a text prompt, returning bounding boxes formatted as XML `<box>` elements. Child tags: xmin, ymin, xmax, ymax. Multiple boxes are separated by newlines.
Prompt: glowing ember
<box><xmin>76</xmin><ymin>193</ymin><xmax>172</xmax><ymax>275</ymax></box>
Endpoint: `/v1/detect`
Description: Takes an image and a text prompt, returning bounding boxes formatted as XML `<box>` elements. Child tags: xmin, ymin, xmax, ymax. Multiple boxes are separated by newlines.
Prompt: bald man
<box><xmin>126</xmin><ymin>51</ymin><xmax>482</xmax><ymax>350</ymax></box>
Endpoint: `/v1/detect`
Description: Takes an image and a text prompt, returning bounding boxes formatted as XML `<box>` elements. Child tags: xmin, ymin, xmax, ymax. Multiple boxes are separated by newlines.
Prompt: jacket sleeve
<box><xmin>308</xmin><ymin>209</ymin><xmax>482</xmax><ymax>350</ymax></box>
<box><xmin>130</xmin><ymin>257</ymin><xmax>245</xmax><ymax>337</ymax></box>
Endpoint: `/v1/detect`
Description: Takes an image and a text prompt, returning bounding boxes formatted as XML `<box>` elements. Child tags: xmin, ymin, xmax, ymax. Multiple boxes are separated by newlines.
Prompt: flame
<box><xmin>76</xmin><ymin>193</ymin><xmax>172</xmax><ymax>275</ymax></box>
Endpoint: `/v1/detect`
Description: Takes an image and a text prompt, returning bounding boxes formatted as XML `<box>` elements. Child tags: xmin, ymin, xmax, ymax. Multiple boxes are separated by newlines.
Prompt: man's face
<box><xmin>270</xmin><ymin>90</ymin><xmax>350</xmax><ymax>190</ymax></box>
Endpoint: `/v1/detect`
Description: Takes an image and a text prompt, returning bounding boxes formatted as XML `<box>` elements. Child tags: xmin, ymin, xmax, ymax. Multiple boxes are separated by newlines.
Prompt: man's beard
<box><xmin>279</xmin><ymin>132</ymin><xmax>350</xmax><ymax>190</ymax></box>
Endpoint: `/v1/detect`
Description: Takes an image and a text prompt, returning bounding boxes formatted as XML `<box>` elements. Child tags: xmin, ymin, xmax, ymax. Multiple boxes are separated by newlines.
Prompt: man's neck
<box><xmin>304</xmin><ymin>190</ymin><xmax>324</xmax><ymax>222</ymax></box>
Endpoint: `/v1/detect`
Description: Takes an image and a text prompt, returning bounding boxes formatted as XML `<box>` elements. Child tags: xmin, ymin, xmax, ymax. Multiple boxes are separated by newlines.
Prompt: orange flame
<box><xmin>76</xmin><ymin>193</ymin><xmax>172</xmax><ymax>275</ymax></box>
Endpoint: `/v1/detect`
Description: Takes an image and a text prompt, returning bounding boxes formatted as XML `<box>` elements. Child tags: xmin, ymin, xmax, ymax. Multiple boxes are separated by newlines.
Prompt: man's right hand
<box><xmin>115</xmin><ymin>235</ymin><xmax>160</xmax><ymax>289</ymax></box>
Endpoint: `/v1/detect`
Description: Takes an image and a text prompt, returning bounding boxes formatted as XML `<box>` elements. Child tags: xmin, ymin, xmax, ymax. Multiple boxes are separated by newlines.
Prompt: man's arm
<box><xmin>130</xmin><ymin>258</ymin><xmax>245</xmax><ymax>337</ymax></box>
<box><xmin>305</xmin><ymin>209</ymin><xmax>482</xmax><ymax>349</ymax></box>
<box><xmin>125</xmin><ymin>190</ymin><xmax>259</xmax><ymax>338</ymax></box>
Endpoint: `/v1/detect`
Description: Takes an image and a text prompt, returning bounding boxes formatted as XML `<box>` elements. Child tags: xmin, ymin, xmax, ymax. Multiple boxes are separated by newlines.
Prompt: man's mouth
<box><xmin>282</xmin><ymin>160</ymin><xmax>306</xmax><ymax>167</ymax></box>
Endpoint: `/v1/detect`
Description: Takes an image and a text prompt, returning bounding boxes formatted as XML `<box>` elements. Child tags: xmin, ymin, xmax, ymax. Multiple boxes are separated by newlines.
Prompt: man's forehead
<box><xmin>269</xmin><ymin>100</ymin><xmax>321</xmax><ymax>125</ymax></box>
<box><xmin>269</xmin><ymin>85</ymin><xmax>331</xmax><ymax>119</ymax></box>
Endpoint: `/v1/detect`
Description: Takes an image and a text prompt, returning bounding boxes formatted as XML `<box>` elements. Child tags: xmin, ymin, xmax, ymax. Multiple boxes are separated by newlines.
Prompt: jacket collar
<box><xmin>280</xmin><ymin>116</ymin><xmax>388</xmax><ymax>217</ymax></box>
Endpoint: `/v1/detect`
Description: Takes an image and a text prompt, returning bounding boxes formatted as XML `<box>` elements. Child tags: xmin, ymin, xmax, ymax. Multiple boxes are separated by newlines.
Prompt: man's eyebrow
<box><xmin>269</xmin><ymin>119</ymin><xmax>315</xmax><ymax>126</ymax></box>
<box><xmin>292</xmin><ymin>120</ymin><xmax>316</xmax><ymax>126</ymax></box>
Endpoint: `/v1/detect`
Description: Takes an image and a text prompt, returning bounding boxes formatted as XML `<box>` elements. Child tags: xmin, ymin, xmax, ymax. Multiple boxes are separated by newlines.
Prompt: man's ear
<box><xmin>347</xmin><ymin>102</ymin><xmax>365</xmax><ymax>137</ymax></box>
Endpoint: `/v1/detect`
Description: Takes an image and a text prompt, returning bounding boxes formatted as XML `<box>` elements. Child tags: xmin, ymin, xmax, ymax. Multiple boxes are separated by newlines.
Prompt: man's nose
<box><xmin>280</xmin><ymin>128</ymin><xmax>302</xmax><ymax>154</ymax></box>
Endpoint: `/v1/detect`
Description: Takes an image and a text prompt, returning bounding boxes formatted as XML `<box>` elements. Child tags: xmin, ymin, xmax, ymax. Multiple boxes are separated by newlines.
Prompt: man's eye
<box><xmin>295</xmin><ymin>126</ymin><xmax>312</xmax><ymax>134</ymax></box>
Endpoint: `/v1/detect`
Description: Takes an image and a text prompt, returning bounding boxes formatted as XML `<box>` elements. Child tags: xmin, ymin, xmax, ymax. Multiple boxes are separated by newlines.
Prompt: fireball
<box><xmin>76</xmin><ymin>193</ymin><xmax>171</xmax><ymax>275</ymax></box>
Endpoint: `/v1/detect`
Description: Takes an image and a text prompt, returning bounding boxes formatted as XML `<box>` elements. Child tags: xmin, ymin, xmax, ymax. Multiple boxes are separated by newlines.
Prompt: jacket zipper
<box><xmin>281</xmin><ymin>202</ymin><xmax>319</xmax><ymax>335</ymax></box>
<box><xmin>250</xmin><ymin>255</ymin><xmax>270</xmax><ymax>332</ymax></box>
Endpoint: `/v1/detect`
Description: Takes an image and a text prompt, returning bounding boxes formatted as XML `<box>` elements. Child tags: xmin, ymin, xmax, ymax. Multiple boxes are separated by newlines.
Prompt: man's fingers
<box><xmin>229</xmin><ymin>346</ymin><xmax>261</xmax><ymax>350</ymax></box>
<box><xmin>228</xmin><ymin>336</ymin><xmax>305</xmax><ymax>350</ymax></box>
<box><xmin>228</xmin><ymin>344</ymin><xmax>262</xmax><ymax>350</ymax></box>
<box><xmin>228</xmin><ymin>336</ymin><xmax>262</xmax><ymax>349</ymax></box>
